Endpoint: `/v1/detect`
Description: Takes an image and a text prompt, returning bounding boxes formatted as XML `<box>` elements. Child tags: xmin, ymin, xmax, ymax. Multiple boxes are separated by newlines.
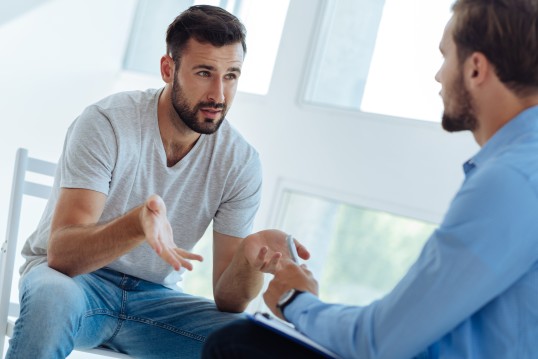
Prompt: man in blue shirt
<box><xmin>202</xmin><ymin>0</ymin><xmax>538</xmax><ymax>358</ymax></box>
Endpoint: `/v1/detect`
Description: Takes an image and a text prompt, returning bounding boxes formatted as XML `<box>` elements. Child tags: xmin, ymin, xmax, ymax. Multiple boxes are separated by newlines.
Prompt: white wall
<box><xmin>230</xmin><ymin>0</ymin><xmax>478</xmax><ymax>228</ymax></box>
<box><xmin>0</xmin><ymin>0</ymin><xmax>138</xmax><ymax>239</ymax></box>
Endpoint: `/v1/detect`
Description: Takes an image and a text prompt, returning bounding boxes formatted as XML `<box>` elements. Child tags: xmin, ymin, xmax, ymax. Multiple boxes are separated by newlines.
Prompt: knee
<box><xmin>20</xmin><ymin>264</ymin><xmax>85</xmax><ymax>316</ymax></box>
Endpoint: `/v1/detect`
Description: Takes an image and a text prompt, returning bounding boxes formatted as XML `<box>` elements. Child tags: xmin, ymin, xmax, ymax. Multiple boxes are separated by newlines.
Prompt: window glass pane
<box><xmin>181</xmin><ymin>224</ymin><xmax>214</xmax><ymax>299</ymax></box>
<box><xmin>230</xmin><ymin>0</ymin><xmax>289</xmax><ymax>95</ymax></box>
<box><xmin>277</xmin><ymin>190</ymin><xmax>435</xmax><ymax>305</ymax></box>
<box><xmin>304</xmin><ymin>0</ymin><xmax>453</xmax><ymax>123</ymax></box>
<box><xmin>305</xmin><ymin>0</ymin><xmax>385</xmax><ymax>111</ymax></box>
<box><xmin>122</xmin><ymin>0</ymin><xmax>191</xmax><ymax>77</ymax></box>
<box><xmin>123</xmin><ymin>0</ymin><xmax>289</xmax><ymax>95</ymax></box>
<box><xmin>182</xmin><ymin>190</ymin><xmax>436</xmax><ymax>306</ymax></box>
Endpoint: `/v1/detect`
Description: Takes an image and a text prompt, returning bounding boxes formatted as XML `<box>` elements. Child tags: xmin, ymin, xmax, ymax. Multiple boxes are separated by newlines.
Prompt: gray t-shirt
<box><xmin>21</xmin><ymin>88</ymin><xmax>262</xmax><ymax>287</ymax></box>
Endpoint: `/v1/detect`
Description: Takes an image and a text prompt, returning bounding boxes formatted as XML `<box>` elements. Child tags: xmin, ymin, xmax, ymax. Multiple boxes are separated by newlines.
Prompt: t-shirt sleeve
<box><xmin>212</xmin><ymin>151</ymin><xmax>262</xmax><ymax>238</ymax></box>
<box><xmin>60</xmin><ymin>105</ymin><xmax>117</xmax><ymax>195</ymax></box>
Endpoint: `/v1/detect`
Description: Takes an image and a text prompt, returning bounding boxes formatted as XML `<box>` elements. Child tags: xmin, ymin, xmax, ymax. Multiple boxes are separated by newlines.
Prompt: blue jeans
<box><xmin>6</xmin><ymin>264</ymin><xmax>244</xmax><ymax>358</ymax></box>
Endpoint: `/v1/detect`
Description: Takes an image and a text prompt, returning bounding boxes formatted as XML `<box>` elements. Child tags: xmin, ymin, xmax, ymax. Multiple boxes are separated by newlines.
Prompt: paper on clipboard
<box><xmin>248</xmin><ymin>312</ymin><xmax>340</xmax><ymax>358</ymax></box>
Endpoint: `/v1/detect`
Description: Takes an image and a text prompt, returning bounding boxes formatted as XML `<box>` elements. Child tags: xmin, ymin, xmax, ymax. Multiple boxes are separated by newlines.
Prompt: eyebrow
<box><xmin>193</xmin><ymin>64</ymin><xmax>242</xmax><ymax>74</ymax></box>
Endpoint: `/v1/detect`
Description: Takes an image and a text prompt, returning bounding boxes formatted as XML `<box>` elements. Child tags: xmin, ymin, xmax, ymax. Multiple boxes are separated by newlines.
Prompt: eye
<box><xmin>224</xmin><ymin>73</ymin><xmax>238</xmax><ymax>80</ymax></box>
<box><xmin>197</xmin><ymin>71</ymin><xmax>210</xmax><ymax>78</ymax></box>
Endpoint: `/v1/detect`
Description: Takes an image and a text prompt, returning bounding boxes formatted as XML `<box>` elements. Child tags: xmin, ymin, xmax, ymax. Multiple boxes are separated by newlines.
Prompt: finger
<box><xmin>179</xmin><ymin>258</ymin><xmax>193</xmax><ymax>271</ymax></box>
<box><xmin>260</xmin><ymin>252</ymin><xmax>282</xmax><ymax>273</ymax></box>
<box><xmin>251</xmin><ymin>246</ymin><xmax>269</xmax><ymax>269</ymax></box>
<box><xmin>299</xmin><ymin>263</ymin><xmax>313</xmax><ymax>275</ymax></box>
<box><xmin>293</xmin><ymin>238</ymin><xmax>310</xmax><ymax>260</ymax></box>
<box><xmin>146</xmin><ymin>194</ymin><xmax>166</xmax><ymax>215</ymax></box>
<box><xmin>147</xmin><ymin>236</ymin><xmax>162</xmax><ymax>254</ymax></box>
<box><xmin>270</xmin><ymin>252</ymin><xmax>282</xmax><ymax>266</ymax></box>
<box><xmin>167</xmin><ymin>248</ymin><xmax>200</xmax><ymax>271</ymax></box>
<box><xmin>257</xmin><ymin>246</ymin><xmax>269</xmax><ymax>261</ymax></box>
<box><xmin>161</xmin><ymin>248</ymin><xmax>182</xmax><ymax>271</ymax></box>
<box><xmin>175</xmin><ymin>248</ymin><xmax>204</xmax><ymax>262</ymax></box>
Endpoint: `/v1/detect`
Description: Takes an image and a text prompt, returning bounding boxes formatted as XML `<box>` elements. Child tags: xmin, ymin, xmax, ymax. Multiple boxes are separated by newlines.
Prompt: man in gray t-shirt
<box><xmin>6</xmin><ymin>5</ymin><xmax>308</xmax><ymax>359</ymax></box>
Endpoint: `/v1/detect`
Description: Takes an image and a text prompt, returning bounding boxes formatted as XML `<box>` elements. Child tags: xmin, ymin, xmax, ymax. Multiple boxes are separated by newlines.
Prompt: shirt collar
<box><xmin>463</xmin><ymin>105</ymin><xmax>538</xmax><ymax>175</ymax></box>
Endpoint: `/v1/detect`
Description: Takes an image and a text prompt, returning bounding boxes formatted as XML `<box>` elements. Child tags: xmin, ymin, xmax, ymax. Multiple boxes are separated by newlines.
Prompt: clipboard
<box><xmin>248</xmin><ymin>312</ymin><xmax>340</xmax><ymax>358</ymax></box>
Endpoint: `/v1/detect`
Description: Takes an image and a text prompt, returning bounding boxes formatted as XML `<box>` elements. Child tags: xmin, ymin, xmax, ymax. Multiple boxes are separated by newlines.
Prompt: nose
<box><xmin>434</xmin><ymin>68</ymin><xmax>441</xmax><ymax>83</ymax></box>
<box><xmin>207</xmin><ymin>77</ymin><xmax>225</xmax><ymax>104</ymax></box>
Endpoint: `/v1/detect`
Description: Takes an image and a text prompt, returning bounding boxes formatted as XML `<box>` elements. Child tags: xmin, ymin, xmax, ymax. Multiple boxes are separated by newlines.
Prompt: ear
<box><xmin>160</xmin><ymin>54</ymin><xmax>175</xmax><ymax>83</ymax></box>
<box><xmin>466</xmin><ymin>52</ymin><xmax>491</xmax><ymax>87</ymax></box>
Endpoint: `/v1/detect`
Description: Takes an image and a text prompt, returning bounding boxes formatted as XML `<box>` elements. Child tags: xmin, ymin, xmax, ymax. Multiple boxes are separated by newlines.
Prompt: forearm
<box><xmin>213</xmin><ymin>254</ymin><xmax>264</xmax><ymax>312</ymax></box>
<box><xmin>48</xmin><ymin>206</ymin><xmax>145</xmax><ymax>277</ymax></box>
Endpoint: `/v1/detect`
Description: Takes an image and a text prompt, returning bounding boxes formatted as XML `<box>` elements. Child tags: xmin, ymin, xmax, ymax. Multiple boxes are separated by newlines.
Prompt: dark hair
<box><xmin>166</xmin><ymin>5</ymin><xmax>247</xmax><ymax>66</ymax></box>
<box><xmin>451</xmin><ymin>0</ymin><xmax>538</xmax><ymax>96</ymax></box>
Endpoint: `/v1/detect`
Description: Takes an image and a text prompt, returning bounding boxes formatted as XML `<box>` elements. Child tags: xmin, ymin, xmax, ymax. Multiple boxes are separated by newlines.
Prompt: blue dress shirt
<box><xmin>285</xmin><ymin>106</ymin><xmax>538</xmax><ymax>359</ymax></box>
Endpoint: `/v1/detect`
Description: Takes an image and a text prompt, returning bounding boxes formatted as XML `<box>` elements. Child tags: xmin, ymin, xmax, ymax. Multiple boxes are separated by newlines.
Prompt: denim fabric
<box><xmin>6</xmin><ymin>264</ymin><xmax>244</xmax><ymax>358</ymax></box>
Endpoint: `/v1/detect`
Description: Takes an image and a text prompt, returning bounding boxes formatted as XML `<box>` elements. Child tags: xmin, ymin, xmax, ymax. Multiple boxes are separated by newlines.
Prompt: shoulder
<box><xmin>214</xmin><ymin>120</ymin><xmax>260</xmax><ymax>162</ymax></box>
<box><xmin>447</xmin><ymin>145</ymin><xmax>538</xmax><ymax>227</ymax></box>
<box><xmin>474</xmin><ymin>135</ymin><xmax>538</xmax><ymax>197</ymax></box>
<box><xmin>88</xmin><ymin>88</ymin><xmax>160</xmax><ymax>117</ymax></box>
<box><xmin>73</xmin><ymin>88</ymin><xmax>160</xmax><ymax>132</ymax></box>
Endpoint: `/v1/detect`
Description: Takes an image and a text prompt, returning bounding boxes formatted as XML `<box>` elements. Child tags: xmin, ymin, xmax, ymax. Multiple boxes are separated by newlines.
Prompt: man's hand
<box><xmin>242</xmin><ymin>229</ymin><xmax>310</xmax><ymax>274</ymax></box>
<box><xmin>140</xmin><ymin>194</ymin><xmax>203</xmax><ymax>271</ymax></box>
<box><xmin>212</xmin><ymin>229</ymin><xmax>311</xmax><ymax>313</ymax></box>
<box><xmin>264</xmin><ymin>261</ymin><xmax>319</xmax><ymax>320</ymax></box>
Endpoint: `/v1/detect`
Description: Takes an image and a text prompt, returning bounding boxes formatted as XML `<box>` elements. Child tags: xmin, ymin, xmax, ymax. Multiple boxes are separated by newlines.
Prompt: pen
<box><xmin>286</xmin><ymin>234</ymin><xmax>300</xmax><ymax>263</ymax></box>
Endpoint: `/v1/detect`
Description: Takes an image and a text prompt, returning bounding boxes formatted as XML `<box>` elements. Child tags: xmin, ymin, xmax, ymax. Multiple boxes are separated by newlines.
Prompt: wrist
<box><xmin>276</xmin><ymin>289</ymin><xmax>304</xmax><ymax>319</ymax></box>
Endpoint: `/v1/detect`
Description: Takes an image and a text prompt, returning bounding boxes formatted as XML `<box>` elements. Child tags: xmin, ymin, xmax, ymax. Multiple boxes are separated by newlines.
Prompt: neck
<box><xmin>473</xmin><ymin>88</ymin><xmax>538</xmax><ymax>146</ymax></box>
<box><xmin>158</xmin><ymin>85</ymin><xmax>200</xmax><ymax>166</ymax></box>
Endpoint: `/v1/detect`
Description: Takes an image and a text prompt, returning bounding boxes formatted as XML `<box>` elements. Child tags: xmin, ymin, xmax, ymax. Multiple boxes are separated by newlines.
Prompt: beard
<box><xmin>441</xmin><ymin>71</ymin><xmax>478</xmax><ymax>132</ymax></box>
<box><xmin>171</xmin><ymin>75</ymin><xmax>228</xmax><ymax>135</ymax></box>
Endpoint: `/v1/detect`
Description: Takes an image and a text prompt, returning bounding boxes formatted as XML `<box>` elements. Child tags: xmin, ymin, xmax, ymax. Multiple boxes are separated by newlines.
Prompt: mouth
<box><xmin>200</xmin><ymin>108</ymin><xmax>222</xmax><ymax>120</ymax></box>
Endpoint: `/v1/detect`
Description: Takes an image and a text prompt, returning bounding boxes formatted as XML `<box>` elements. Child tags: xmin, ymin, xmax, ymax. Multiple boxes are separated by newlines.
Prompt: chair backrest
<box><xmin>0</xmin><ymin>148</ymin><xmax>131</xmax><ymax>358</ymax></box>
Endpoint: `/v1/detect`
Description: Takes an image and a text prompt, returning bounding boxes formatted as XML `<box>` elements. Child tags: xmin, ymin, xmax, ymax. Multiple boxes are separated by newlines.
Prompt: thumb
<box><xmin>146</xmin><ymin>194</ymin><xmax>165</xmax><ymax>214</ymax></box>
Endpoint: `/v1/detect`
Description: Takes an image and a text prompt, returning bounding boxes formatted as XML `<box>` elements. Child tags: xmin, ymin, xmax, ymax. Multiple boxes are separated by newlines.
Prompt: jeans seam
<box><xmin>89</xmin><ymin>273</ymin><xmax>205</xmax><ymax>344</ymax></box>
<box><xmin>84</xmin><ymin>308</ymin><xmax>207</xmax><ymax>343</ymax></box>
<box><xmin>83</xmin><ymin>309</ymin><xmax>125</xmax><ymax>345</ymax></box>
<box><xmin>101</xmin><ymin>277</ymin><xmax>130</xmax><ymax>343</ymax></box>
<box><xmin>123</xmin><ymin>315</ymin><xmax>206</xmax><ymax>342</ymax></box>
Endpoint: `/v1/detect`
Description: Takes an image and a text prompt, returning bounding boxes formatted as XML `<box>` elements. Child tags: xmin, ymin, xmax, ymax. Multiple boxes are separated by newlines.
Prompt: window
<box><xmin>275</xmin><ymin>189</ymin><xmax>435</xmax><ymax>305</ymax></box>
<box><xmin>183</xmin><ymin>187</ymin><xmax>437</xmax><ymax>307</ymax></box>
<box><xmin>304</xmin><ymin>0</ymin><xmax>454</xmax><ymax>123</ymax></box>
<box><xmin>181</xmin><ymin>224</ymin><xmax>214</xmax><ymax>299</ymax></box>
<box><xmin>123</xmin><ymin>0</ymin><xmax>290</xmax><ymax>95</ymax></box>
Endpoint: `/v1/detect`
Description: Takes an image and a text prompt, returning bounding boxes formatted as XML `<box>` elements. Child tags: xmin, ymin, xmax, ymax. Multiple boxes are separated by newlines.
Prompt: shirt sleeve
<box><xmin>60</xmin><ymin>105</ymin><xmax>117</xmax><ymax>195</ymax></box>
<box><xmin>285</xmin><ymin>162</ymin><xmax>538</xmax><ymax>359</ymax></box>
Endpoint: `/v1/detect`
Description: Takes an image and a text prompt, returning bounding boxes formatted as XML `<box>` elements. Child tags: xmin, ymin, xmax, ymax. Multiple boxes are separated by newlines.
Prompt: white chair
<box><xmin>0</xmin><ymin>148</ymin><xmax>130</xmax><ymax>358</ymax></box>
